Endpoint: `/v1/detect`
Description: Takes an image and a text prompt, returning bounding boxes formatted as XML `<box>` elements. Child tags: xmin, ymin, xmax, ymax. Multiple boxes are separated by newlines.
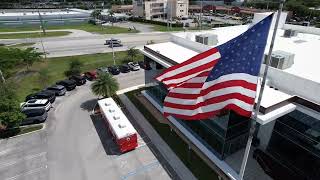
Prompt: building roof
<box><xmin>98</xmin><ymin>98</ymin><xmax>137</xmax><ymax>139</ymax></box>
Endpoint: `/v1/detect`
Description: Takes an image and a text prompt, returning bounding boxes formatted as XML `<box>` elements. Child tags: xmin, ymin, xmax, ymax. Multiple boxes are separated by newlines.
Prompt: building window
<box><xmin>180</xmin><ymin>10</ymin><xmax>184</xmax><ymax>12</ymax></box>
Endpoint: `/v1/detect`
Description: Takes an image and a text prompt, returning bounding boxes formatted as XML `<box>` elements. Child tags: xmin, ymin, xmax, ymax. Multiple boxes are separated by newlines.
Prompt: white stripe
<box><xmin>165</xmin><ymin>86</ymin><xmax>256</xmax><ymax>105</ymax></box>
<box><xmin>162</xmin><ymin>68</ymin><xmax>211</xmax><ymax>86</ymax></box>
<box><xmin>169</xmin><ymin>73</ymin><xmax>258</xmax><ymax>95</ymax></box>
<box><xmin>157</xmin><ymin>52</ymin><xmax>220</xmax><ymax>81</ymax></box>
<box><xmin>164</xmin><ymin>99</ymin><xmax>253</xmax><ymax>116</ymax></box>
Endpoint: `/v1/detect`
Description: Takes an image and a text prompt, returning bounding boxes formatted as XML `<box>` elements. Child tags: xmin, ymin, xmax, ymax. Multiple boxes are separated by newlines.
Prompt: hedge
<box><xmin>129</xmin><ymin>17</ymin><xmax>184</xmax><ymax>27</ymax></box>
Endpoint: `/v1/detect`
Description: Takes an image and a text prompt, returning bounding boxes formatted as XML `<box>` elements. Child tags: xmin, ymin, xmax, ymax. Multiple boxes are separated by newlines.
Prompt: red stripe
<box><xmin>167</xmin><ymin>80</ymin><xmax>257</xmax><ymax>99</ymax></box>
<box><xmin>160</xmin><ymin>58</ymin><xmax>219</xmax><ymax>83</ymax></box>
<box><xmin>164</xmin><ymin>104</ymin><xmax>252</xmax><ymax>120</ymax></box>
<box><xmin>164</xmin><ymin>93</ymin><xmax>255</xmax><ymax>110</ymax></box>
<box><xmin>165</xmin><ymin>71</ymin><xmax>210</xmax><ymax>89</ymax></box>
<box><xmin>156</xmin><ymin>48</ymin><xmax>219</xmax><ymax>80</ymax></box>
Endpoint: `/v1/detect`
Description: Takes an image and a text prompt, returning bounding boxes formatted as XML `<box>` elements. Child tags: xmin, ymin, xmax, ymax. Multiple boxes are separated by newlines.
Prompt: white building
<box><xmin>133</xmin><ymin>0</ymin><xmax>188</xmax><ymax>20</ymax></box>
<box><xmin>139</xmin><ymin>12</ymin><xmax>320</xmax><ymax>180</ymax></box>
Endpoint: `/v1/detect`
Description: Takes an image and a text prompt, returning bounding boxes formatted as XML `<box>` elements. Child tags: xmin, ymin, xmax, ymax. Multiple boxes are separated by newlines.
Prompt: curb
<box><xmin>0</xmin><ymin>123</ymin><xmax>46</xmax><ymax>141</ymax></box>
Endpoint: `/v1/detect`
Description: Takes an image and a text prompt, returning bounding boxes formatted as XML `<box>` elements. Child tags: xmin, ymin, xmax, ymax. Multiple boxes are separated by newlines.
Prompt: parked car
<box><xmin>127</xmin><ymin>62</ymin><xmax>140</xmax><ymax>71</ymax></box>
<box><xmin>46</xmin><ymin>85</ymin><xmax>66</xmax><ymax>96</ymax></box>
<box><xmin>69</xmin><ymin>75</ymin><xmax>86</xmax><ymax>86</ymax></box>
<box><xmin>20</xmin><ymin>109</ymin><xmax>48</xmax><ymax>125</ymax></box>
<box><xmin>104</xmin><ymin>38</ymin><xmax>121</xmax><ymax>45</ymax></box>
<box><xmin>26</xmin><ymin>91</ymin><xmax>56</xmax><ymax>103</ymax></box>
<box><xmin>107</xmin><ymin>66</ymin><xmax>120</xmax><ymax>75</ymax></box>
<box><xmin>108</xmin><ymin>42</ymin><xmax>123</xmax><ymax>48</ymax></box>
<box><xmin>97</xmin><ymin>67</ymin><xmax>109</xmax><ymax>74</ymax></box>
<box><xmin>120</xmin><ymin>64</ymin><xmax>130</xmax><ymax>73</ymax></box>
<box><xmin>84</xmin><ymin>71</ymin><xmax>97</xmax><ymax>81</ymax></box>
<box><xmin>56</xmin><ymin>79</ymin><xmax>76</xmax><ymax>91</ymax></box>
<box><xmin>21</xmin><ymin>99</ymin><xmax>51</xmax><ymax>111</ymax></box>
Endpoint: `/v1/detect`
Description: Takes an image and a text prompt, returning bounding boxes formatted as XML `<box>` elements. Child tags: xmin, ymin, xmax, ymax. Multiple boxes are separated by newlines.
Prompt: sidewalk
<box><xmin>118</xmin><ymin>94</ymin><xmax>197</xmax><ymax>180</ymax></box>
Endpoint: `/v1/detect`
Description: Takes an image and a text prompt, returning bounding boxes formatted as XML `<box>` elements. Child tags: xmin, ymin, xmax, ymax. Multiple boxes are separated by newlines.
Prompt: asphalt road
<box><xmin>0</xmin><ymin>70</ymin><xmax>172</xmax><ymax>180</ymax></box>
<box><xmin>1</xmin><ymin>32</ymin><xmax>171</xmax><ymax>58</ymax></box>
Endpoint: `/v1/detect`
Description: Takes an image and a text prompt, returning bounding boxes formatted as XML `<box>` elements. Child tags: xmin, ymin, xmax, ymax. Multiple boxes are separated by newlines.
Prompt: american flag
<box><xmin>156</xmin><ymin>14</ymin><xmax>273</xmax><ymax>120</ymax></box>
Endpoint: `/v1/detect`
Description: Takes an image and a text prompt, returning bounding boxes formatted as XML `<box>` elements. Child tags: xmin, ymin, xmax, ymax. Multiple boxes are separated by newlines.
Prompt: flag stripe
<box><xmin>163</xmin><ymin>99</ymin><xmax>254</xmax><ymax>116</ymax></box>
<box><xmin>156</xmin><ymin>49</ymin><xmax>220</xmax><ymax>83</ymax></box>
<box><xmin>164</xmin><ymin>93</ymin><xmax>255</xmax><ymax>110</ymax></box>
<box><xmin>164</xmin><ymin>104</ymin><xmax>252</xmax><ymax>120</ymax></box>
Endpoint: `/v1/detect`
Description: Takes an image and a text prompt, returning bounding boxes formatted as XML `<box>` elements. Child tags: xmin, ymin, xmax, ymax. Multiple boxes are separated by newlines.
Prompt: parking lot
<box><xmin>0</xmin><ymin>69</ymin><xmax>171</xmax><ymax>180</ymax></box>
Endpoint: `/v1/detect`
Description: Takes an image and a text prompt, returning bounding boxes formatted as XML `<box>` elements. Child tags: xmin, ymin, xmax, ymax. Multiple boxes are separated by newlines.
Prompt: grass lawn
<box><xmin>0</xmin><ymin>23</ymin><xmax>139</xmax><ymax>34</ymax></box>
<box><xmin>7</xmin><ymin>42</ymin><xmax>36</xmax><ymax>48</ymax></box>
<box><xmin>18</xmin><ymin>124</ymin><xmax>43</xmax><ymax>135</ymax></box>
<box><xmin>13</xmin><ymin>51</ymin><xmax>143</xmax><ymax>101</ymax></box>
<box><xmin>125</xmin><ymin>89</ymin><xmax>219</xmax><ymax>180</ymax></box>
<box><xmin>0</xmin><ymin>31</ymin><xmax>71</xmax><ymax>39</ymax></box>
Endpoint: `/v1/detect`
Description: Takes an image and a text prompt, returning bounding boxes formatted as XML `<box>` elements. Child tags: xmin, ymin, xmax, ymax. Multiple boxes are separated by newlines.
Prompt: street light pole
<box><xmin>111</xmin><ymin>40</ymin><xmax>115</xmax><ymax>65</ymax></box>
<box><xmin>0</xmin><ymin>69</ymin><xmax>5</xmax><ymax>83</ymax></box>
<box><xmin>238</xmin><ymin>1</ymin><xmax>285</xmax><ymax>180</ymax></box>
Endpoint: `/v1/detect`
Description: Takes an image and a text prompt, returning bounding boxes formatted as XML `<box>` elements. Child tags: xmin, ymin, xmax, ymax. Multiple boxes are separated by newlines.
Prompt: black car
<box><xmin>46</xmin><ymin>85</ymin><xmax>66</xmax><ymax>96</ymax></box>
<box><xmin>20</xmin><ymin>109</ymin><xmax>48</xmax><ymax>126</ymax></box>
<box><xmin>108</xmin><ymin>66</ymin><xmax>120</xmax><ymax>75</ymax></box>
<box><xmin>56</xmin><ymin>79</ymin><xmax>76</xmax><ymax>91</ymax></box>
<box><xmin>26</xmin><ymin>91</ymin><xmax>56</xmax><ymax>103</ymax></box>
<box><xmin>119</xmin><ymin>64</ymin><xmax>130</xmax><ymax>73</ymax></box>
<box><xmin>69</xmin><ymin>75</ymin><xmax>86</xmax><ymax>86</ymax></box>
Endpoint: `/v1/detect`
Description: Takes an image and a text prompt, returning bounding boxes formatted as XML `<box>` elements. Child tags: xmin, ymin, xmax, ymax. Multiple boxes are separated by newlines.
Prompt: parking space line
<box><xmin>0</xmin><ymin>152</ymin><xmax>46</xmax><ymax>169</ymax></box>
<box><xmin>4</xmin><ymin>165</ymin><xmax>47</xmax><ymax>180</ymax></box>
<box><xmin>120</xmin><ymin>160</ymin><xmax>160</xmax><ymax>180</ymax></box>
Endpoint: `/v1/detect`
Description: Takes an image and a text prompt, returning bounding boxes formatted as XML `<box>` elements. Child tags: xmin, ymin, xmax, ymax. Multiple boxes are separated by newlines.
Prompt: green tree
<box><xmin>16</xmin><ymin>47</ymin><xmax>44</xmax><ymax>70</ymax></box>
<box><xmin>64</xmin><ymin>58</ymin><xmax>83</xmax><ymax>77</ymax></box>
<box><xmin>127</xmin><ymin>47</ymin><xmax>139</xmax><ymax>62</ymax></box>
<box><xmin>91</xmin><ymin>73</ymin><xmax>119</xmax><ymax>98</ymax></box>
<box><xmin>0</xmin><ymin>47</ymin><xmax>22</xmax><ymax>77</ymax></box>
<box><xmin>91</xmin><ymin>9</ymin><xmax>102</xmax><ymax>20</ymax></box>
<box><xmin>0</xmin><ymin>82</ymin><xmax>25</xmax><ymax>130</ymax></box>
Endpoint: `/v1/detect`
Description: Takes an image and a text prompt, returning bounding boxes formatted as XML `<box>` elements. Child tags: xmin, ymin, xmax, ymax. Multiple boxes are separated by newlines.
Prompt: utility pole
<box><xmin>111</xmin><ymin>40</ymin><xmax>115</xmax><ymax>65</ymax></box>
<box><xmin>200</xmin><ymin>0</ymin><xmax>203</xmax><ymax>30</ymax></box>
<box><xmin>37</xmin><ymin>8</ymin><xmax>46</xmax><ymax>35</ymax></box>
<box><xmin>238</xmin><ymin>1</ymin><xmax>285</xmax><ymax>180</ymax></box>
<box><xmin>0</xmin><ymin>69</ymin><xmax>5</xmax><ymax>83</ymax></box>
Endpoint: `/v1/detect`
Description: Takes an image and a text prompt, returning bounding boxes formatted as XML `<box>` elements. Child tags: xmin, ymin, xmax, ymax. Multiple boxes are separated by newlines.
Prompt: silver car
<box><xmin>127</xmin><ymin>62</ymin><xmax>140</xmax><ymax>71</ymax></box>
<box><xmin>21</xmin><ymin>99</ymin><xmax>52</xmax><ymax>111</ymax></box>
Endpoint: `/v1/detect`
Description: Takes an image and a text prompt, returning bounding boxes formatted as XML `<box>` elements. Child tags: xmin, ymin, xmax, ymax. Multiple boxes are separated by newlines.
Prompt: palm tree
<box><xmin>91</xmin><ymin>73</ymin><xmax>119</xmax><ymax>98</ymax></box>
<box><xmin>127</xmin><ymin>47</ymin><xmax>139</xmax><ymax>62</ymax></box>
<box><xmin>108</xmin><ymin>10</ymin><xmax>115</xmax><ymax>26</ymax></box>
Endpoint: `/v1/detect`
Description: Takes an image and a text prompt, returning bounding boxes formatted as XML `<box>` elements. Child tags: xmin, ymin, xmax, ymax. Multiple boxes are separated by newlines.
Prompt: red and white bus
<box><xmin>97</xmin><ymin>98</ymin><xmax>138</xmax><ymax>153</ymax></box>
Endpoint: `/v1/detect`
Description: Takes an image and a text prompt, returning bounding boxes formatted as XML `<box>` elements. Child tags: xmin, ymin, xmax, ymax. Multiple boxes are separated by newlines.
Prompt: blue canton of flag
<box><xmin>157</xmin><ymin>14</ymin><xmax>273</xmax><ymax>120</ymax></box>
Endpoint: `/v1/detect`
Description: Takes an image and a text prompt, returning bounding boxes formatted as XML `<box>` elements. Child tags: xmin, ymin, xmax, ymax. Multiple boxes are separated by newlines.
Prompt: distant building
<box><xmin>133</xmin><ymin>0</ymin><xmax>189</xmax><ymax>20</ymax></box>
<box><xmin>111</xmin><ymin>5</ymin><xmax>133</xmax><ymax>13</ymax></box>
<box><xmin>167</xmin><ymin>0</ymin><xmax>189</xmax><ymax>18</ymax></box>
<box><xmin>133</xmin><ymin>0</ymin><xmax>166</xmax><ymax>20</ymax></box>
<box><xmin>0</xmin><ymin>9</ymin><xmax>90</xmax><ymax>27</ymax></box>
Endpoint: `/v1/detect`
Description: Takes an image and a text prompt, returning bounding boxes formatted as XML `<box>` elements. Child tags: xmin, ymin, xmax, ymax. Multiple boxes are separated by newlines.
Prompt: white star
<box><xmin>260</xmin><ymin>21</ymin><xmax>264</xmax><ymax>24</ymax></box>
<box><xmin>231</xmin><ymin>68</ymin><xmax>234</xmax><ymax>71</ymax></box>
<box><xmin>236</xmin><ymin>53</ymin><xmax>240</xmax><ymax>56</ymax></box>
<box><xmin>244</xmin><ymin>36</ymin><xmax>248</xmax><ymax>39</ymax></box>
<box><xmin>255</xmin><ymin>45</ymin><xmax>259</xmax><ymax>49</ymax></box>
<box><xmin>231</xmin><ymin>50</ymin><xmax>234</xmax><ymax>53</ymax></box>
<box><xmin>252</xmin><ymin>57</ymin><xmax>256</xmax><ymax>61</ymax></box>
<box><xmin>250</xmin><ymin>40</ymin><xmax>254</xmax><ymax>44</ymax></box>
<box><xmin>257</xmin><ymin>33</ymin><xmax>261</xmax><ymax>37</ymax></box>
<box><xmin>251</xmin><ymin>29</ymin><xmax>256</xmax><ymax>32</ymax></box>
<box><xmin>225</xmin><ymin>56</ymin><xmax>229</xmax><ymax>59</ymax></box>
<box><xmin>251</xmin><ymin>68</ymin><xmax>254</xmax><ymax>72</ymax></box>
<box><xmin>243</xmin><ymin>47</ymin><xmax>247</xmax><ymax>50</ymax></box>
<box><xmin>237</xmin><ymin>43</ymin><xmax>240</xmax><ymax>46</ymax></box>
<box><xmin>242</xmin><ymin>57</ymin><xmax>246</xmax><ymax>61</ymax></box>
<box><xmin>248</xmin><ymin>51</ymin><xmax>252</xmax><ymax>55</ymax></box>
<box><xmin>231</xmin><ymin>59</ymin><xmax>234</xmax><ymax>62</ymax></box>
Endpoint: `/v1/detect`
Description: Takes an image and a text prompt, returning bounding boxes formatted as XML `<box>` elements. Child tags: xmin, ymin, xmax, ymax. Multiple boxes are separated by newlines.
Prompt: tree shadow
<box><xmin>90</xmin><ymin>114</ymin><xmax>121</xmax><ymax>156</ymax></box>
<box><xmin>80</xmin><ymin>98</ymin><xmax>97</xmax><ymax>112</ymax></box>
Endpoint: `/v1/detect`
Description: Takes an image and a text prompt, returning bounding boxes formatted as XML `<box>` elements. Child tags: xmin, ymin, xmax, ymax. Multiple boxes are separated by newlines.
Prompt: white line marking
<box><xmin>4</xmin><ymin>165</ymin><xmax>47</xmax><ymax>180</ymax></box>
<box><xmin>0</xmin><ymin>152</ymin><xmax>47</xmax><ymax>169</ymax></box>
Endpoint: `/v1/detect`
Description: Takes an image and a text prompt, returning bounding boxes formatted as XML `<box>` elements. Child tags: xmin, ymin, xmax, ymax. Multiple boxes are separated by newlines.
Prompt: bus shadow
<box><xmin>90</xmin><ymin>114</ymin><xmax>121</xmax><ymax>156</ymax></box>
<box><xmin>80</xmin><ymin>98</ymin><xmax>97</xmax><ymax>112</ymax></box>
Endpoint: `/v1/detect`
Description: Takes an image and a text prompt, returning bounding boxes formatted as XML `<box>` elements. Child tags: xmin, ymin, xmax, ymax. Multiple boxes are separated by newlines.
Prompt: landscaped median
<box><xmin>0</xmin><ymin>31</ymin><xmax>72</xmax><ymax>39</ymax></box>
<box><xmin>12</xmin><ymin>51</ymin><xmax>143</xmax><ymax>101</ymax></box>
<box><xmin>124</xmin><ymin>89</ymin><xmax>219</xmax><ymax>180</ymax></box>
<box><xmin>0</xmin><ymin>124</ymin><xmax>43</xmax><ymax>139</ymax></box>
<box><xmin>0</xmin><ymin>23</ymin><xmax>139</xmax><ymax>34</ymax></box>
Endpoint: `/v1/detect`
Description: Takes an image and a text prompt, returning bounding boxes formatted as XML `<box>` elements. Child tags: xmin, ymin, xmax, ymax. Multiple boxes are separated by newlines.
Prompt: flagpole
<box><xmin>238</xmin><ymin>1</ymin><xmax>285</xmax><ymax>180</ymax></box>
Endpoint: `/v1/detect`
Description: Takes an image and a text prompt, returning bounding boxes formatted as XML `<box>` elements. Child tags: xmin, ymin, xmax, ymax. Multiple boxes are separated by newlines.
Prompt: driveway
<box><xmin>0</xmin><ymin>69</ymin><xmax>171</xmax><ymax>180</ymax></box>
<box><xmin>113</xmin><ymin>22</ymin><xmax>154</xmax><ymax>33</ymax></box>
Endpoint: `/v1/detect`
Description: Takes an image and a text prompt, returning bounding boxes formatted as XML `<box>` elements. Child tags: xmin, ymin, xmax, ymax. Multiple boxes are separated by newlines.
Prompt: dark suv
<box><xmin>120</xmin><ymin>64</ymin><xmax>130</xmax><ymax>73</ymax></box>
<box><xmin>26</xmin><ymin>91</ymin><xmax>56</xmax><ymax>103</ymax></box>
<box><xmin>69</xmin><ymin>75</ymin><xmax>86</xmax><ymax>86</ymax></box>
<box><xmin>46</xmin><ymin>85</ymin><xmax>66</xmax><ymax>96</ymax></box>
<box><xmin>56</xmin><ymin>79</ymin><xmax>76</xmax><ymax>91</ymax></box>
<box><xmin>108</xmin><ymin>66</ymin><xmax>120</xmax><ymax>75</ymax></box>
<box><xmin>21</xmin><ymin>109</ymin><xmax>48</xmax><ymax>125</ymax></box>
